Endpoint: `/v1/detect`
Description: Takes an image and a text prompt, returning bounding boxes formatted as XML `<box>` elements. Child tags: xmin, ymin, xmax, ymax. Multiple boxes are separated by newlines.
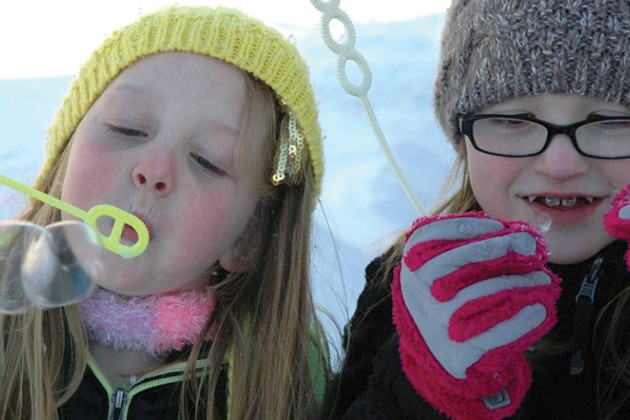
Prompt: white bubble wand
<box><xmin>310</xmin><ymin>0</ymin><xmax>425</xmax><ymax>215</ymax></box>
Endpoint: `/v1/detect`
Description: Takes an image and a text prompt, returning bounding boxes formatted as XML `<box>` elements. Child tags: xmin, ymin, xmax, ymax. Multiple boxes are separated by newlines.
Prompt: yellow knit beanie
<box><xmin>36</xmin><ymin>5</ymin><xmax>323</xmax><ymax>198</ymax></box>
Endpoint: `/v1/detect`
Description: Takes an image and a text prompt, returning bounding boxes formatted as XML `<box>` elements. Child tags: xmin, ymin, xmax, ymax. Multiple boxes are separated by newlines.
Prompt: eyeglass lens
<box><xmin>470</xmin><ymin>116</ymin><xmax>630</xmax><ymax>158</ymax></box>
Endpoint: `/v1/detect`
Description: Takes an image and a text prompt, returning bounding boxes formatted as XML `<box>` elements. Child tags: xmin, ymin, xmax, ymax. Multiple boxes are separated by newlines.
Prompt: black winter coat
<box><xmin>324</xmin><ymin>240</ymin><xmax>630</xmax><ymax>419</ymax></box>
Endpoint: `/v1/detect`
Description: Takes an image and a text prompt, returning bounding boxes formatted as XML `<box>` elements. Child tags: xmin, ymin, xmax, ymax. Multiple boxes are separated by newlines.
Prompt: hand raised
<box><xmin>392</xmin><ymin>212</ymin><xmax>561</xmax><ymax>420</ymax></box>
<box><xmin>604</xmin><ymin>184</ymin><xmax>630</xmax><ymax>265</ymax></box>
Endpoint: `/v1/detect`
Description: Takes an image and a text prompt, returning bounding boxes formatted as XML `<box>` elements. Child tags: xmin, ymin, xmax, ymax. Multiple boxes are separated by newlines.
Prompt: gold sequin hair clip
<box><xmin>272</xmin><ymin>110</ymin><xmax>306</xmax><ymax>186</ymax></box>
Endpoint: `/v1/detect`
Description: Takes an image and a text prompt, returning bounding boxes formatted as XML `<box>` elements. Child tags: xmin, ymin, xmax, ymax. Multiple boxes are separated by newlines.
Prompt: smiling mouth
<box><xmin>527</xmin><ymin>196</ymin><xmax>596</xmax><ymax>209</ymax></box>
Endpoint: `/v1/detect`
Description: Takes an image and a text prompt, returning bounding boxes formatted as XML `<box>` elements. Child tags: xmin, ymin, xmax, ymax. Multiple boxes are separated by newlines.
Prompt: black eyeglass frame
<box><xmin>458</xmin><ymin>114</ymin><xmax>630</xmax><ymax>159</ymax></box>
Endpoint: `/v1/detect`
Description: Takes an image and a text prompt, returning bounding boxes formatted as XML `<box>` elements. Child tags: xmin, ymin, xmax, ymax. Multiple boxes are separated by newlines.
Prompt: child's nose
<box><xmin>532</xmin><ymin>133</ymin><xmax>589</xmax><ymax>179</ymax></box>
<box><xmin>132</xmin><ymin>151</ymin><xmax>174</xmax><ymax>195</ymax></box>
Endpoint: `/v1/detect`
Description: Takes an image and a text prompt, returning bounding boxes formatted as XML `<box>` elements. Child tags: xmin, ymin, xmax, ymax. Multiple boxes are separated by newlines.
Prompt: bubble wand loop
<box><xmin>0</xmin><ymin>174</ymin><xmax>149</xmax><ymax>258</ymax></box>
<box><xmin>310</xmin><ymin>0</ymin><xmax>425</xmax><ymax>215</ymax></box>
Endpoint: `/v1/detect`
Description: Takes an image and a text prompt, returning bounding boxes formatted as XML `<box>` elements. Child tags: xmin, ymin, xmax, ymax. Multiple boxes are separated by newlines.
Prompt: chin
<box><xmin>95</xmin><ymin>276</ymin><xmax>152</xmax><ymax>297</ymax></box>
<box><xmin>548</xmin><ymin>252</ymin><xmax>594</xmax><ymax>266</ymax></box>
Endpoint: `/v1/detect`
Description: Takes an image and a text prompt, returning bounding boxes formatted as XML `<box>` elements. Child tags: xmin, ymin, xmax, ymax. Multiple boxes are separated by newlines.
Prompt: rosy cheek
<box><xmin>183</xmin><ymin>204</ymin><xmax>236</xmax><ymax>248</ymax></box>
<box><xmin>63</xmin><ymin>140</ymin><xmax>120</xmax><ymax>203</ymax></box>
<box><xmin>606</xmin><ymin>163</ymin><xmax>630</xmax><ymax>190</ymax></box>
<box><xmin>468</xmin><ymin>157</ymin><xmax>491</xmax><ymax>192</ymax></box>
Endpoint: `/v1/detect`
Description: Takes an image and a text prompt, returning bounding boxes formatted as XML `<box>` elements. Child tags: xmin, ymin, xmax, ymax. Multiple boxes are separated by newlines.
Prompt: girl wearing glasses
<box><xmin>326</xmin><ymin>0</ymin><xmax>630</xmax><ymax>419</ymax></box>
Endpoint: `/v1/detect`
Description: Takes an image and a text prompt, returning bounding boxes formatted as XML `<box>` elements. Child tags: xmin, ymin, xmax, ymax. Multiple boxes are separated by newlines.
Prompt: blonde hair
<box><xmin>0</xmin><ymin>73</ymin><xmax>328</xmax><ymax>419</ymax></box>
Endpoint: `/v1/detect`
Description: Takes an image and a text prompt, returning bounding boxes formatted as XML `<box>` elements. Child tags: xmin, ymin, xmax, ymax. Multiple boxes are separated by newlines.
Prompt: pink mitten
<box><xmin>392</xmin><ymin>212</ymin><xmax>561</xmax><ymax>420</ymax></box>
<box><xmin>604</xmin><ymin>184</ymin><xmax>630</xmax><ymax>265</ymax></box>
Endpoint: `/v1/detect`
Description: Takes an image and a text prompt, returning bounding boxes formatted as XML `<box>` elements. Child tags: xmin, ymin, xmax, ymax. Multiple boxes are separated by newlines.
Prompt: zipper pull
<box><xmin>575</xmin><ymin>255</ymin><xmax>603</xmax><ymax>303</ymax></box>
<box><xmin>111</xmin><ymin>389</ymin><xmax>126</xmax><ymax>420</ymax></box>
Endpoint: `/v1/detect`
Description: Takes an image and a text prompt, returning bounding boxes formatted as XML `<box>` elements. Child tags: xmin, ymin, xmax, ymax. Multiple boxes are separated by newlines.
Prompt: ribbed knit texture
<box><xmin>434</xmin><ymin>0</ymin><xmax>630</xmax><ymax>146</ymax></box>
<box><xmin>36</xmin><ymin>5</ymin><xmax>323</xmax><ymax>198</ymax></box>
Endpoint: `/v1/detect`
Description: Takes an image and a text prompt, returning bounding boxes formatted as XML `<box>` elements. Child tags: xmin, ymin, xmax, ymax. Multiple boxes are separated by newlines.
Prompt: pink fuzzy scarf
<box><xmin>79</xmin><ymin>287</ymin><xmax>216</xmax><ymax>355</ymax></box>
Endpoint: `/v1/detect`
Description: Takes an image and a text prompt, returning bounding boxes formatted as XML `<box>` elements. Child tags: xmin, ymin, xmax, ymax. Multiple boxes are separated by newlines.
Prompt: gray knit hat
<box><xmin>434</xmin><ymin>0</ymin><xmax>630</xmax><ymax>146</ymax></box>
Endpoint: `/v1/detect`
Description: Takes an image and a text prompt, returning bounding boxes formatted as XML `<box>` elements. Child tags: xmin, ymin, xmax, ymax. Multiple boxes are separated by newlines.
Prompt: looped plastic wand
<box><xmin>310</xmin><ymin>0</ymin><xmax>425</xmax><ymax>215</ymax></box>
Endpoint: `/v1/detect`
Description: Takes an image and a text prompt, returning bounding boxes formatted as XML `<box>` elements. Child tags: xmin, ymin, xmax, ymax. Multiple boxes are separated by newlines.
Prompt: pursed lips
<box><xmin>97</xmin><ymin>211</ymin><xmax>154</xmax><ymax>246</ymax></box>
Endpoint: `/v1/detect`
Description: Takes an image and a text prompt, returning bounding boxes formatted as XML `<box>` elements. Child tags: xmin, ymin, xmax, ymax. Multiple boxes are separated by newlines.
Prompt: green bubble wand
<box><xmin>0</xmin><ymin>174</ymin><xmax>149</xmax><ymax>259</ymax></box>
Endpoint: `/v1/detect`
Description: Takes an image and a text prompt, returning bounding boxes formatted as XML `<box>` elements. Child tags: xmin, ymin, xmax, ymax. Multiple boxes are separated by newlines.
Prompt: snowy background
<box><xmin>0</xmin><ymin>1</ymin><xmax>454</xmax><ymax>360</ymax></box>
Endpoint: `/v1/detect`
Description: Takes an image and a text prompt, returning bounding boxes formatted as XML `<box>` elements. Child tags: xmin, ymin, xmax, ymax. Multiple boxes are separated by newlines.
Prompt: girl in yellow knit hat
<box><xmin>0</xmin><ymin>5</ymin><xmax>327</xmax><ymax>419</ymax></box>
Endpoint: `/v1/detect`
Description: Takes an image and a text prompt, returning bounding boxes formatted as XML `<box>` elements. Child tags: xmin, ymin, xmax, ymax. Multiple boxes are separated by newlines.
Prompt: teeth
<box><xmin>528</xmin><ymin>196</ymin><xmax>595</xmax><ymax>206</ymax></box>
<box><xmin>545</xmin><ymin>197</ymin><xmax>561</xmax><ymax>207</ymax></box>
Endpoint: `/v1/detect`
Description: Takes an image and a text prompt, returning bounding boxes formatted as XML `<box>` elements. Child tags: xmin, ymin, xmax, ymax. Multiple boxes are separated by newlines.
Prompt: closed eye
<box><xmin>594</xmin><ymin>119</ymin><xmax>630</xmax><ymax>129</ymax></box>
<box><xmin>487</xmin><ymin>117</ymin><xmax>530</xmax><ymax>128</ymax></box>
<box><xmin>106</xmin><ymin>125</ymin><xmax>148</xmax><ymax>137</ymax></box>
<box><xmin>191</xmin><ymin>152</ymin><xmax>226</xmax><ymax>177</ymax></box>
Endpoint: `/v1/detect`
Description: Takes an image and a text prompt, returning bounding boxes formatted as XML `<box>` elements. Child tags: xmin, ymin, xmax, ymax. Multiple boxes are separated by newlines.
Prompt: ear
<box><xmin>219</xmin><ymin>244</ymin><xmax>251</xmax><ymax>273</ymax></box>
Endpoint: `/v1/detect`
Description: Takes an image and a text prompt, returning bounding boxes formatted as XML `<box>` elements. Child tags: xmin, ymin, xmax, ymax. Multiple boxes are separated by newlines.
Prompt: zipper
<box><xmin>570</xmin><ymin>255</ymin><xmax>603</xmax><ymax>375</ymax></box>
<box><xmin>88</xmin><ymin>354</ymin><xmax>211</xmax><ymax>419</ymax></box>
<box><xmin>110</xmin><ymin>389</ymin><xmax>126</xmax><ymax>420</ymax></box>
<box><xmin>106</xmin><ymin>371</ymin><xmax>195</xmax><ymax>419</ymax></box>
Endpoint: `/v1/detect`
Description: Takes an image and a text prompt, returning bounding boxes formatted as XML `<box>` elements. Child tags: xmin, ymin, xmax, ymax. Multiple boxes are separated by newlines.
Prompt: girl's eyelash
<box><xmin>107</xmin><ymin>124</ymin><xmax>147</xmax><ymax>137</ymax></box>
<box><xmin>191</xmin><ymin>153</ymin><xmax>226</xmax><ymax>177</ymax></box>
